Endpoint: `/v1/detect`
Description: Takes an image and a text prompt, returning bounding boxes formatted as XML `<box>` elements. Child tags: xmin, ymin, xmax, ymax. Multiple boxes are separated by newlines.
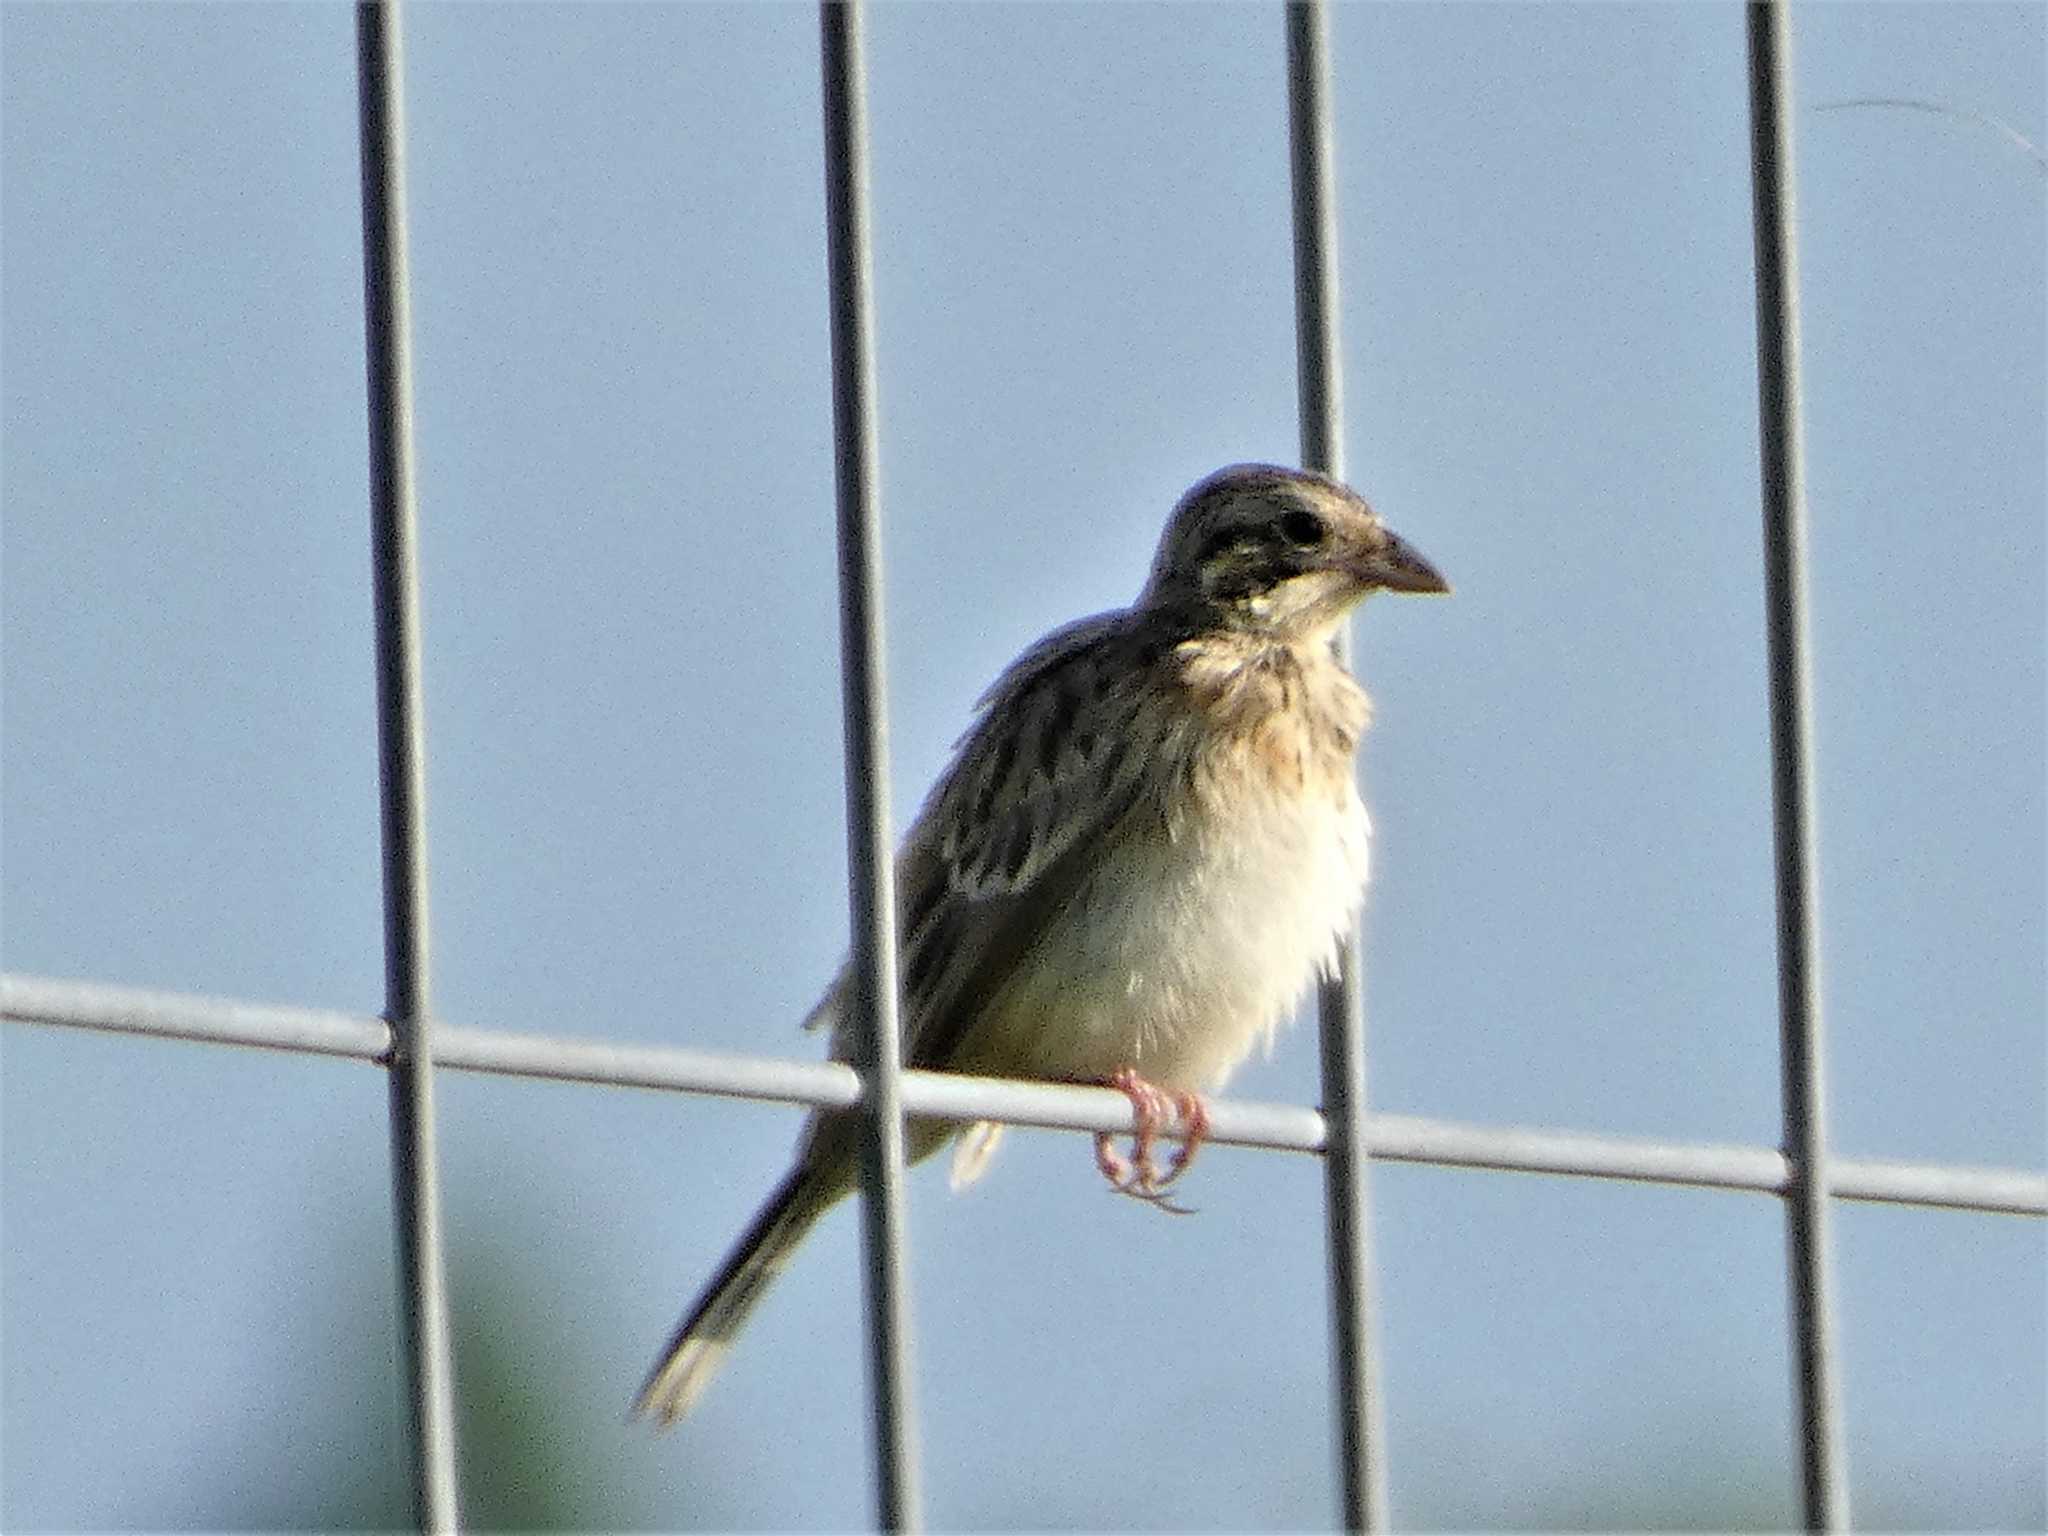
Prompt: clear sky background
<box><xmin>3</xmin><ymin>3</ymin><xmax>2042</xmax><ymax>1530</ymax></box>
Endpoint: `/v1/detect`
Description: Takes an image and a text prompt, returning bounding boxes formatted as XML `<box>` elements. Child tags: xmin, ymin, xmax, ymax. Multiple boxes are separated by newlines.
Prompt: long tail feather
<box><xmin>634</xmin><ymin>1163</ymin><xmax>837</xmax><ymax>1427</ymax></box>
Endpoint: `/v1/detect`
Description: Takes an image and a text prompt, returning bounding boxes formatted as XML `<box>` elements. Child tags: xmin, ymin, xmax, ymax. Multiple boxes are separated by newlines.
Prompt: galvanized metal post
<box><xmin>819</xmin><ymin>2</ymin><xmax>925</xmax><ymax>1528</ymax></box>
<box><xmin>1744</xmin><ymin>3</ymin><xmax>1851</xmax><ymax>1528</ymax></box>
<box><xmin>356</xmin><ymin>1</ymin><xmax>461</xmax><ymax>1528</ymax></box>
<box><xmin>1287</xmin><ymin>3</ymin><xmax>1391</xmax><ymax>1529</ymax></box>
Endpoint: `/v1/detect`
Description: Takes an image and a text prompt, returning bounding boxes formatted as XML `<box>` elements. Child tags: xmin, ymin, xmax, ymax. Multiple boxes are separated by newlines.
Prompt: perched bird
<box><xmin>636</xmin><ymin>462</ymin><xmax>1447</xmax><ymax>1425</ymax></box>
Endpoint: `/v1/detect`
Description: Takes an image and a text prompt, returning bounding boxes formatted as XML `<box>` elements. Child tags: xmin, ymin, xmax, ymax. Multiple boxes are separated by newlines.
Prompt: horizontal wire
<box><xmin>7</xmin><ymin>971</ymin><xmax>2044</xmax><ymax>1217</ymax></box>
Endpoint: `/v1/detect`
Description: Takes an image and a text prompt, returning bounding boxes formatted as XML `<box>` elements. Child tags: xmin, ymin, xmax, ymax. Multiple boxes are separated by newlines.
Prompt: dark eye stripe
<box><xmin>1279</xmin><ymin>509</ymin><xmax>1324</xmax><ymax>546</ymax></box>
<box><xmin>1200</xmin><ymin>522</ymin><xmax>1288</xmax><ymax>565</ymax></box>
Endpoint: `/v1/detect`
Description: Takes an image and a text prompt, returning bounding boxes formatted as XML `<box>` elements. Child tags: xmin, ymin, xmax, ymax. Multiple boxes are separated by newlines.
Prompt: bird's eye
<box><xmin>1279</xmin><ymin>509</ymin><xmax>1325</xmax><ymax>546</ymax></box>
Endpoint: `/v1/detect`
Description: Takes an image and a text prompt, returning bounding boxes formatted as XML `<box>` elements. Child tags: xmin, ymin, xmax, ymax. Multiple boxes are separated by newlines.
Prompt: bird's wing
<box><xmin>888</xmin><ymin>612</ymin><xmax>1179</xmax><ymax>1074</ymax></box>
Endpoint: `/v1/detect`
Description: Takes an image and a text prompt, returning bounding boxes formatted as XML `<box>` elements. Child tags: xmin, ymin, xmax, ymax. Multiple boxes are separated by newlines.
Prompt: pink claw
<box><xmin>1158</xmin><ymin>1091</ymin><xmax>1211</xmax><ymax>1189</ymax></box>
<box><xmin>1094</xmin><ymin>1128</ymin><xmax>1132</xmax><ymax>1187</ymax></box>
<box><xmin>1097</xmin><ymin>1067</ymin><xmax>1205</xmax><ymax>1215</ymax></box>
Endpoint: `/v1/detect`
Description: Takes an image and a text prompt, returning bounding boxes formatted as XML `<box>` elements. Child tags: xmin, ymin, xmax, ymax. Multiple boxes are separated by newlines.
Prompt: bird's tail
<box><xmin>634</xmin><ymin>1161</ymin><xmax>841</xmax><ymax>1427</ymax></box>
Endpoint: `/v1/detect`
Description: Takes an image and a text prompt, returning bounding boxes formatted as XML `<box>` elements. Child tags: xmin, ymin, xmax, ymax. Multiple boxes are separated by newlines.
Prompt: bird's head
<box><xmin>1140</xmin><ymin>463</ymin><xmax>1448</xmax><ymax>640</ymax></box>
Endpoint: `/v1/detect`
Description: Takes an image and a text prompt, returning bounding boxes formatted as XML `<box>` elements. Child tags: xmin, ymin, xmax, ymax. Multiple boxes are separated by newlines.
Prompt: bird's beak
<box><xmin>1354</xmin><ymin>530</ymin><xmax>1450</xmax><ymax>595</ymax></box>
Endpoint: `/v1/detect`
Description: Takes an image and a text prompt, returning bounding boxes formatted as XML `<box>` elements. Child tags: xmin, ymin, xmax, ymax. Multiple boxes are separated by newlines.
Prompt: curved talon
<box><xmin>1110</xmin><ymin>1182</ymin><xmax>1198</xmax><ymax>1216</ymax></box>
<box><xmin>1155</xmin><ymin>1091</ymin><xmax>1211</xmax><ymax>1190</ymax></box>
<box><xmin>1094</xmin><ymin>1129</ymin><xmax>1132</xmax><ymax>1188</ymax></box>
<box><xmin>1096</xmin><ymin>1157</ymin><xmax>1199</xmax><ymax>1215</ymax></box>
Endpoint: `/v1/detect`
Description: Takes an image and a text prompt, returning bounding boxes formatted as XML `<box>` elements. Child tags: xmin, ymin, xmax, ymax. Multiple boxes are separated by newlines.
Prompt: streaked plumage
<box><xmin>637</xmin><ymin>463</ymin><xmax>1447</xmax><ymax>1425</ymax></box>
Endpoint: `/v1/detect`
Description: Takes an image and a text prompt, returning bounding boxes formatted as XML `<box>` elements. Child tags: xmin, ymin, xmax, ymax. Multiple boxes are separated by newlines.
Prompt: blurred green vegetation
<box><xmin>165</xmin><ymin>1200</ymin><xmax>2038</xmax><ymax>1531</ymax></box>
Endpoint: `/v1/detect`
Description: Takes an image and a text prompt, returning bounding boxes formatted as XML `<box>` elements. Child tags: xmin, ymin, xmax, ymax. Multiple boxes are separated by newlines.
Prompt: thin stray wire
<box><xmin>1814</xmin><ymin>97</ymin><xmax>2048</xmax><ymax>176</ymax></box>
<box><xmin>1746</xmin><ymin>4</ymin><xmax>1849</xmax><ymax>1529</ymax></box>
<box><xmin>818</xmin><ymin>1</ymin><xmax>923</xmax><ymax>1528</ymax></box>
<box><xmin>1284</xmin><ymin>2</ymin><xmax>1389</xmax><ymax>1530</ymax></box>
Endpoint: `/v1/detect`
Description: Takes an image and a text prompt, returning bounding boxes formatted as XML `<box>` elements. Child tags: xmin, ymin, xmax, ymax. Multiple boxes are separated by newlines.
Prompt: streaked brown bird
<box><xmin>637</xmin><ymin>462</ymin><xmax>1447</xmax><ymax>1425</ymax></box>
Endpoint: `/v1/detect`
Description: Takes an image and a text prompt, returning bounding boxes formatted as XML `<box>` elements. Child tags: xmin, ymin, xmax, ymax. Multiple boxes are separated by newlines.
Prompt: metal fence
<box><xmin>3</xmin><ymin>2</ymin><xmax>2043</xmax><ymax>1532</ymax></box>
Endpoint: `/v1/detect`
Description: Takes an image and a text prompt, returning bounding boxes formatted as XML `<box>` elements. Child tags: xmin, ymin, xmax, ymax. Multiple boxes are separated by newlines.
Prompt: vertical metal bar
<box><xmin>1744</xmin><ymin>3</ymin><xmax>1850</xmax><ymax>1528</ymax></box>
<box><xmin>819</xmin><ymin>3</ymin><xmax>924</xmax><ymax>1529</ymax></box>
<box><xmin>1287</xmin><ymin>4</ymin><xmax>1389</xmax><ymax>1530</ymax></box>
<box><xmin>356</xmin><ymin>3</ymin><xmax>461</xmax><ymax>1529</ymax></box>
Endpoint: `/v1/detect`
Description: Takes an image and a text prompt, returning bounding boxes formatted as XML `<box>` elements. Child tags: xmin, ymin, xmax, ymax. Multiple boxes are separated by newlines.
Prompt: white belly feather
<box><xmin>997</xmin><ymin>772</ymin><xmax>1372</xmax><ymax>1091</ymax></box>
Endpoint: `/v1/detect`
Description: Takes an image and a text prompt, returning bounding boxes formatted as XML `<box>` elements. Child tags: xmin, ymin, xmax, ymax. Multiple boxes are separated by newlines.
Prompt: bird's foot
<box><xmin>1096</xmin><ymin>1067</ymin><xmax>1206</xmax><ymax>1216</ymax></box>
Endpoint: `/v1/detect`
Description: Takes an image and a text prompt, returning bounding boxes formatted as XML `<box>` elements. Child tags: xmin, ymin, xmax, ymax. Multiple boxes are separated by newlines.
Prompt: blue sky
<box><xmin>4</xmin><ymin>3</ymin><xmax>2042</xmax><ymax>1529</ymax></box>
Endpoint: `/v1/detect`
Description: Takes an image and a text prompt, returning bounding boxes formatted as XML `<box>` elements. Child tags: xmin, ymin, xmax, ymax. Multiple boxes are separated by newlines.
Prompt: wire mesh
<box><xmin>1286</xmin><ymin>2</ymin><xmax>1391</xmax><ymax>1528</ymax></box>
<box><xmin>354</xmin><ymin>1</ymin><xmax>460</xmax><ymax>1526</ymax></box>
<box><xmin>820</xmin><ymin>1</ymin><xmax>924</xmax><ymax>1525</ymax></box>
<box><xmin>1745</xmin><ymin>2</ymin><xmax>1851</xmax><ymax>1526</ymax></box>
<box><xmin>7</xmin><ymin>973</ymin><xmax>2044</xmax><ymax>1220</ymax></box>
<box><xmin>3</xmin><ymin>3</ymin><xmax>2043</xmax><ymax>1533</ymax></box>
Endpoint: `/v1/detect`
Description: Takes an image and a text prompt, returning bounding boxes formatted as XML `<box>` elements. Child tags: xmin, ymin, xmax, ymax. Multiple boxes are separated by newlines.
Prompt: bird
<box><xmin>636</xmin><ymin>462</ymin><xmax>1447</xmax><ymax>1426</ymax></box>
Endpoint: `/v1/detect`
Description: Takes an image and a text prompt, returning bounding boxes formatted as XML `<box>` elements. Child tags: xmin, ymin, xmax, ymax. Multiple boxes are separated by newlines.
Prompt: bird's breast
<box><xmin>986</xmin><ymin>693</ymin><xmax>1373</xmax><ymax>1093</ymax></box>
